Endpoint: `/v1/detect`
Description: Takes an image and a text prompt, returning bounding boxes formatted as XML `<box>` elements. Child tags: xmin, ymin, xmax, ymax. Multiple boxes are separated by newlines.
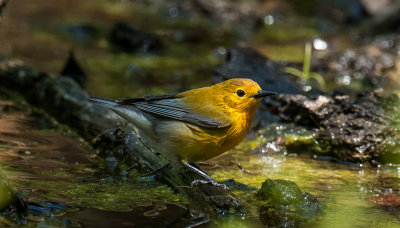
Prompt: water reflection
<box><xmin>0</xmin><ymin>109</ymin><xmax>92</xmax><ymax>178</ymax></box>
<box><xmin>0</xmin><ymin>100</ymin><xmax>189</xmax><ymax>226</ymax></box>
<box><xmin>205</xmin><ymin>146</ymin><xmax>400</xmax><ymax>227</ymax></box>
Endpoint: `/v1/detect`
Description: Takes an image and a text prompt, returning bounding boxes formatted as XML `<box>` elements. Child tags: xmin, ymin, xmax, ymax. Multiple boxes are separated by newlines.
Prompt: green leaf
<box><xmin>303</xmin><ymin>42</ymin><xmax>312</xmax><ymax>79</ymax></box>
<box><xmin>309</xmin><ymin>72</ymin><xmax>326</xmax><ymax>86</ymax></box>
<box><xmin>284</xmin><ymin>67</ymin><xmax>304</xmax><ymax>79</ymax></box>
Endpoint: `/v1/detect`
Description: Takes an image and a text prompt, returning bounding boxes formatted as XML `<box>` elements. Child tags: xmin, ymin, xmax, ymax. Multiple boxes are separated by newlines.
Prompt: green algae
<box><xmin>284</xmin><ymin>132</ymin><xmax>329</xmax><ymax>154</ymax></box>
<box><xmin>17</xmin><ymin>178</ymin><xmax>181</xmax><ymax>211</ymax></box>
<box><xmin>0</xmin><ymin>97</ymin><xmax>186</xmax><ymax>224</ymax></box>
<box><xmin>204</xmin><ymin>133</ymin><xmax>400</xmax><ymax>227</ymax></box>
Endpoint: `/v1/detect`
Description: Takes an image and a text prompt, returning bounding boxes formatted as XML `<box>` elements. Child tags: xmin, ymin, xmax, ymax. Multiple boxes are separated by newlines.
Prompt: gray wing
<box><xmin>89</xmin><ymin>95</ymin><xmax>230</xmax><ymax>128</ymax></box>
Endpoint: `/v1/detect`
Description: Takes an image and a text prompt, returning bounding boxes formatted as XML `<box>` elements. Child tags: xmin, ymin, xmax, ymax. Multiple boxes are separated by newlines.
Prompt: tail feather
<box><xmin>87</xmin><ymin>96</ymin><xmax>152</xmax><ymax>133</ymax></box>
<box><xmin>87</xmin><ymin>96</ymin><xmax>118</xmax><ymax>108</ymax></box>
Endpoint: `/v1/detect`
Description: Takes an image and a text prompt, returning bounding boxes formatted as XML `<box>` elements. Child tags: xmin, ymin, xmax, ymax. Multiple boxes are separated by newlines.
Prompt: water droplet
<box><xmin>264</xmin><ymin>15</ymin><xmax>274</xmax><ymax>25</ymax></box>
<box><xmin>303</xmin><ymin>85</ymin><xmax>312</xmax><ymax>92</ymax></box>
<box><xmin>336</xmin><ymin>74</ymin><xmax>351</xmax><ymax>85</ymax></box>
<box><xmin>343</xmin><ymin>75</ymin><xmax>351</xmax><ymax>85</ymax></box>
<box><xmin>169</xmin><ymin>7</ymin><xmax>179</xmax><ymax>18</ymax></box>
<box><xmin>380</xmin><ymin>40</ymin><xmax>393</xmax><ymax>48</ymax></box>
<box><xmin>217</xmin><ymin>46</ymin><xmax>226</xmax><ymax>55</ymax></box>
<box><xmin>313</xmin><ymin>38</ymin><xmax>328</xmax><ymax>51</ymax></box>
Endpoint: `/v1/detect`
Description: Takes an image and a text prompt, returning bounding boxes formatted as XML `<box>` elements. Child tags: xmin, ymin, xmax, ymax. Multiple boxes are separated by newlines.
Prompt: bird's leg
<box><xmin>182</xmin><ymin>162</ymin><xmax>227</xmax><ymax>190</ymax></box>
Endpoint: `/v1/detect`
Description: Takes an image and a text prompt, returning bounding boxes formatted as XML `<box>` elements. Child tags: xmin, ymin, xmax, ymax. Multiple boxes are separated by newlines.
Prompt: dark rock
<box><xmin>256</xmin><ymin>179</ymin><xmax>325</xmax><ymax>227</ymax></box>
<box><xmin>60</xmin><ymin>50</ymin><xmax>87</xmax><ymax>88</ymax></box>
<box><xmin>276</xmin><ymin>90</ymin><xmax>400</xmax><ymax>163</ymax></box>
<box><xmin>93</xmin><ymin>127</ymin><xmax>144</xmax><ymax>173</ymax></box>
<box><xmin>213</xmin><ymin>46</ymin><xmax>301</xmax><ymax>95</ymax></box>
<box><xmin>109</xmin><ymin>21</ymin><xmax>163</xmax><ymax>54</ymax></box>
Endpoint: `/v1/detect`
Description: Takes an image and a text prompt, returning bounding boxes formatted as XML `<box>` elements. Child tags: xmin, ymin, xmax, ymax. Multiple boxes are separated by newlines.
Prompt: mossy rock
<box><xmin>0</xmin><ymin>173</ymin><xmax>27</xmax><ymax>222</ymax></box>
<box><xmin>257</xmin><ymin>179</ymin><xmax>303</xmax><ymax>207</ymax></box>
<box><xmin>256</xmin><ymin>179</ymin><xmax>325</xmax><ymax>227</ymax></box>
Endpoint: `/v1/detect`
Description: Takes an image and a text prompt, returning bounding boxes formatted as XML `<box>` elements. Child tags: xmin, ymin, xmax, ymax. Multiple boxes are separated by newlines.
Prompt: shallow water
<box><xmin>2</xmin><ymin>97</ymin><xmax>400</xmax><ymax>227</ymax></box>
<box><xmin>1</xmin><ymin>0</ymin><xmax>400</xmax><ymax>227</ymax></box>
<box><xmin>0</xmin><ymin>99</ymin><xmax>190</xmax><ymax>227</ymax></box>
<box><xmin>207</xmin><ymin>151</ymin><xmax>400</xmax><ymax>227</ymax></box>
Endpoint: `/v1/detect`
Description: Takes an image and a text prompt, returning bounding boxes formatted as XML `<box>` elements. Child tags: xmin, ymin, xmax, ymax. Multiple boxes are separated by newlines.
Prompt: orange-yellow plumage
<box><xmin>157</xmin><ymin>79</ymin><xmax>268</xmax><ymax>162</ymax></box>
<box><xmin>88</xmin><ymin>78</ymin><xmax>275</xmax><ymax>163</ymax></box>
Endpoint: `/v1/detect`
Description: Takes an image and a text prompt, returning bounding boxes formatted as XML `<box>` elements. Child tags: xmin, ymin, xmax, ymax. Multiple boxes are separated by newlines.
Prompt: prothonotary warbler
<box><xmin>88</xmin><ymin>78</ymin><xmax>276</xmax><ymax>187</ymax></box>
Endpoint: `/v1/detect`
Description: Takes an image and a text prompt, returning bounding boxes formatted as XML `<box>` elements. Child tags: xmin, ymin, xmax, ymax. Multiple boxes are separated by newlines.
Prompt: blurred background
<box><xmin>2</xmin><ymin>0</ymin><xmax>399</xmax><ymax>97</ymax></box>
<box><xmin>1</xmin><ymin>0</ymin><xmax>400</xmax><ymax>227</ymax></box>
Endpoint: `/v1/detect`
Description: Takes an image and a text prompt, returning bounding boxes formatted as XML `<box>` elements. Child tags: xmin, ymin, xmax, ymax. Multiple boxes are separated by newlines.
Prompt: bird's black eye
<box><xmin>236</xmin><ymin>89</ymin><xmax>245</xmax><ymax>97</ymax></box>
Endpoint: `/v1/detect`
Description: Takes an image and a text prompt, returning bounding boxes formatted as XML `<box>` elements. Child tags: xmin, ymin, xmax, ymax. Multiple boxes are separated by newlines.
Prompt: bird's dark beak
<box><xmin>252</xmin><ymin>90</ymin><xmax>277</xmax><ymax>99</ymax></box>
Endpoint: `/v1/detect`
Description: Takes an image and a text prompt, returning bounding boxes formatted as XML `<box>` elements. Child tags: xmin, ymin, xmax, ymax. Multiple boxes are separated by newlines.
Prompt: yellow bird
<box><xmin>88</xmin><ymin>78</ymin><xmax>276</xmax><ymax>186</ymax></box>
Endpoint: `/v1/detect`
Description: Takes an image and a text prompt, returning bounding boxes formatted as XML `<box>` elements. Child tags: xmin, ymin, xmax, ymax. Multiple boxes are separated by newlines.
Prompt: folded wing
<box><xmin>89</xmin><ymin>94</ymin><xmax>230</xmax><ymax>128</ymax></box>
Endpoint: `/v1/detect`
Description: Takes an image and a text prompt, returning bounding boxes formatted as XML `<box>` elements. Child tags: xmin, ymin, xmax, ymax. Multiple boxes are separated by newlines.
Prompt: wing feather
<box><xmin>117</xmin><ymin>95</ymin><xmax>229</xmax><ymax>128</ymax></box>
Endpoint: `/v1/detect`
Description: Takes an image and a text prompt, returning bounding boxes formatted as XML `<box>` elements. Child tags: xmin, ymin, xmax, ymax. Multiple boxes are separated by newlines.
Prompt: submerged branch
<box><xmin>0</xmin><ymin>58</ymin><xmax>244</xmax><ymax>215</ymax></box>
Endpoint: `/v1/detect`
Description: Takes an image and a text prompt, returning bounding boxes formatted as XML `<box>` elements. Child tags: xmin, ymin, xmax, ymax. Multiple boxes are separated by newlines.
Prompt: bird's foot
<box><xmin>190</xmin><ymin>179</ymin><xmax>228</xmax><ymax>190</ymax></box>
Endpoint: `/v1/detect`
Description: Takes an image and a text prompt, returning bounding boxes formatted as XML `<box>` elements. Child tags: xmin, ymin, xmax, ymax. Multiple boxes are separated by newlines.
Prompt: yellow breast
<box><xmin>161</xmin><ymin>110</ymin><xmax>253</xmax><ymax>162</ymax></box>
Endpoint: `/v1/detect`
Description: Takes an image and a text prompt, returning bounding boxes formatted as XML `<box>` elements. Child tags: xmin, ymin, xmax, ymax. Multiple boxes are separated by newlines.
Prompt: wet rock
<box><xmin>257</xmin><ymin>179</ymin><xmax>302</xmax><ymax>206</ymax></box>
<box><xmin>256</xmin><ymin>179</ymin><xmax>325</xmax><ymax>227</ymax></box>
<box><xmin>0</xmin><ymin>173</ymin><xmax>27</xmax><ymax>222</ymax></box>
<box><xmin>93</xmin><ymin>128</ymin><xmax>144</xmax><ymax>173</ymax></box>
<box><xmin>276</xmin><ymin>90</ymin><xmax>400</xmax><ymax>163</ymax></box>
<box><xmin>370</xmin><ymin>193</ymin><xmax>400</xmax><ymax>207</ymax></box>
<box><xmin>60</xmin><ymin>50</ymin><xmax>87</xmax><ymax>88</ymax></box>
<box><xmin>109</xmin><ymin>21</ymin><xmax>163</xmax><ymax>54</ymax></box>
<box><xmin>213</xmin><ymin>46</ymin><xmax>300</xmax><ymax>95</ymax></box>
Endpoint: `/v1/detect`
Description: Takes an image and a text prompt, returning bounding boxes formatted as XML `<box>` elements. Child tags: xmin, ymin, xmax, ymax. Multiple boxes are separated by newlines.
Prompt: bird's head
<box><xmin>213</xmin><ymin>78</ymin><xmax>276</xmax><ymax>113</ymax></box>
